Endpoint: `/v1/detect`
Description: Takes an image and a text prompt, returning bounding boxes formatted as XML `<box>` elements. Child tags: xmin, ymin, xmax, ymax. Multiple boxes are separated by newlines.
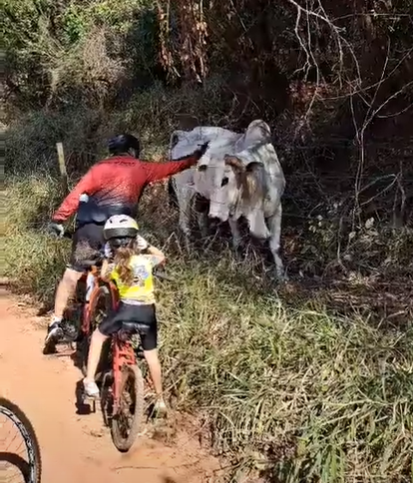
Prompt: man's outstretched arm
<box><xmin>141</xmin><ymin>142</ymin><xmax>209</xmax><ymax>184</ymax></box>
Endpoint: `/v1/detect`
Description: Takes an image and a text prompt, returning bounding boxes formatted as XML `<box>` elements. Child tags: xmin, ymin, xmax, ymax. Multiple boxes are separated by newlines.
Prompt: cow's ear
<box><xmin>170</xmin><ymin>130</ymin><xmax>184</xmax><ymax>148</ymax></box>
<box><xmin>171</xmin><ymin>133</ymin><xmax>179</xmax><ymax>148</ymax></box>
<box><xmin>224</xmin><ymin>155</ymin><xmax>245</xmax><ymax>172</ymax></box>
<box><xmin>246</xmin><ymin>161</ymin><xmax>262</xmax><ymax>173</ymax></box>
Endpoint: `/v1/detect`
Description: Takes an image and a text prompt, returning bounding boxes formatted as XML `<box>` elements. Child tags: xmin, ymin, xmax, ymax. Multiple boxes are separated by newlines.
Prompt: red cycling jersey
<box><xmin>52</xmin><ymin>154</ymin><xmax>197</xmax><ymax>222</ymax></box>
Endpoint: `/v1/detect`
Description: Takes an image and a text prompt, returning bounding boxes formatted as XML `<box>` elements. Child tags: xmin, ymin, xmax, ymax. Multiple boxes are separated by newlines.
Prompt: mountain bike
<box><xmin>86</xmin><ymin>283</ymin><xmax>150</xmax><ymax>452</ymax></box>
<box><xmin>49</xmin><ymin>228</ymin><xmax>167</xmax><ymax>452</ymax></box>
<box><xmin>0</xmin><ymin>397</ymin><xmax>42</xmax><ymax>483</ymax></box>
<box><xmin>81</xmin><ymin>270</ymin><xmax>171</xmax><ymax>452</ymax></box>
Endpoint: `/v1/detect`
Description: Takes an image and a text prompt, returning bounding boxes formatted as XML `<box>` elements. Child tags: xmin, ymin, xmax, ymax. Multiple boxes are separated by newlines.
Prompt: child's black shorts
<box><xmin>98</xmin><ymin>302</ymin><xmax>157</xmax><ymax>351</ymax></box>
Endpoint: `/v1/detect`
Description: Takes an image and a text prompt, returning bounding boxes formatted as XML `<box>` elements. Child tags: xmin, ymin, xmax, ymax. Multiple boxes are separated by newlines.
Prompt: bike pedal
<box><xmin>82</xmin><ymin>395</ymin><xmax>98</xmax><ymax>413</ymax></box>
<box><xmin>57</xmin><ymin>336</ymin><xmax>77</xmax><ymax>345</ymax></box>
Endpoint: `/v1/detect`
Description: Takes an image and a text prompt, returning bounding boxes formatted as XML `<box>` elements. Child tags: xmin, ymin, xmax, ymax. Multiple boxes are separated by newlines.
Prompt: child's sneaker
<box><xmin>83</xmin><ymin>379</ymin><xmax>100</xmax><ymax>398</ymax></box>
<box><xmin>154</xmin><ymin>397</ymin><xmax>167</xmax><ymax>416</ymax></box>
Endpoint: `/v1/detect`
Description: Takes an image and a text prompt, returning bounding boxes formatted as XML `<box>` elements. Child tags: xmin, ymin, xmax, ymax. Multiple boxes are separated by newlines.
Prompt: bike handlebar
<box><xmin>62</xmin><ymin>229</ymin><xmax>74</xmax><ymax>239</ymax></box>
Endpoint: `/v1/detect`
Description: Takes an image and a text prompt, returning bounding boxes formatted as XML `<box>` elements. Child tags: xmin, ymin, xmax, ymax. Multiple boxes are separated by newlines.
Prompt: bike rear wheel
<box><xmin>0</xmin><ymin>397</ymin><xmax>42</xmax><ymax>483</ymax></box>
<box><xmin>110</xmin><ymin>364</ymin><xmax>144</xmax><ymax>452</ymax></box>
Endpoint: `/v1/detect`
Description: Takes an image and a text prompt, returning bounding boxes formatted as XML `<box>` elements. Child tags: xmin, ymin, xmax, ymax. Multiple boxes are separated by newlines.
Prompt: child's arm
<box><xmin>100</xmin><ymin>259</ymin><xmax>111</xmax><ymax>281</ymax></box>
<box><xmin>100</xmin><ymin>242</ymin><xmax>113</xmax><ymax>281</ymax></box>
<box><xmin>147</xmin><ymin>245</ymin><xmax>166</xmax><ymax>267</ymax></box>
<box><xmin>135</xmin><ymin>234</ymin><xmax>165</xmax><ymax>266</ymax></box>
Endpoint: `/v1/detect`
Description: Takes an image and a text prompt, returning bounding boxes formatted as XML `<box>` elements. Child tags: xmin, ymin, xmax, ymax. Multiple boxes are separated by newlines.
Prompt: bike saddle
<box><xmin>82</xmin><ymin>257</ymin><xmax>103</xmax><ymax>269</ymax></box>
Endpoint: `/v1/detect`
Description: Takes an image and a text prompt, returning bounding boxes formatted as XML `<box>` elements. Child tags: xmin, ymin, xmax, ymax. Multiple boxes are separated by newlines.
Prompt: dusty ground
<box><xmin>0</xmin><ymin>289</ymin><xmax>221</xmax><ymax>483</ymax></box>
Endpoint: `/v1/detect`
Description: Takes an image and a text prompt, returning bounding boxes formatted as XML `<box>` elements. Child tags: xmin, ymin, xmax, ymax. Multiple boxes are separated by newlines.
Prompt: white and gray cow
<box><xmin>169</xmin><ymin>125</ymin><xmax>241</xmax><ymax>237</ymax></box>
<box><xmin>169</xmin><ymin>120</ymin><xmax>286</xmax><ymax>278</ymax></box>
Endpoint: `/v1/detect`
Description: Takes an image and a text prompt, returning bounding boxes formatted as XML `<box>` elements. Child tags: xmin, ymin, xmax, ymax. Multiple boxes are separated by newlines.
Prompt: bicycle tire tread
<box><xmin>0</xmin><ymin>397</ymin><xmax>42</xmax><ymax>483</ymax></box>
<box><xmin>110</xmin><ymin>365</ymin><xmax>144</xmax><ymax>452</ymax></box>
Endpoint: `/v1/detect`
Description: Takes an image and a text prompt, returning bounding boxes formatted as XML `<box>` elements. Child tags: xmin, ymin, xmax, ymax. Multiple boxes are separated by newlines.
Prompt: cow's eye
<box><xmin>221</xmin><ymin>177</ymin><xmax>229</xmax><ymax>187</ymax></box>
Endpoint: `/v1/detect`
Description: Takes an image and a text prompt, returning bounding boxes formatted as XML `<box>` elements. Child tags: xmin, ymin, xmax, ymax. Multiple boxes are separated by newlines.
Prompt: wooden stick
<box><xmin>56</xmin><ymin>142</ymin><xmax>68</xmax><ymax>194</ymax></box>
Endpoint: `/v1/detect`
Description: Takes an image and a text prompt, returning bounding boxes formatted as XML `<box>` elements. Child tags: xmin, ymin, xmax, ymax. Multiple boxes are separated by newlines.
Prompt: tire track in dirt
<box><xmin>0</xmin><ymin>290</ymin><xmax>220</xmax><ymax>483</ymax></box>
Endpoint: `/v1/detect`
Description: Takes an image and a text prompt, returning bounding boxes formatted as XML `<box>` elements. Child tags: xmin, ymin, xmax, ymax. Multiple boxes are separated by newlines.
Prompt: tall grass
<box><xmin>4</xmin><ymin>170</ymin><xmax>413</xmax><ymax>482</ymax></box>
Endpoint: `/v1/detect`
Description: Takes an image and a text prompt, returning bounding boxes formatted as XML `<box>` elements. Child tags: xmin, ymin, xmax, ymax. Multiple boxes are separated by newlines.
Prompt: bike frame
<box><xmin>80</xmin><ymin>267</ymin><xmax>117</xmax><ymax>335</ymax></box>
<box><xmin>111</xmin><ymin>333</ymin><xmax>138</xmax><ymax>414</ymax></box>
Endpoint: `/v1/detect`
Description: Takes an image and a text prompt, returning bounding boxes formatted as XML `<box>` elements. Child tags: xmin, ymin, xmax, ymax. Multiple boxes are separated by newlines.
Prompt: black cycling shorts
<box><xmin>68</xmin><ymin>223</ymin><xmax>105</xmax><ymax>272</ymax></box>
<box><xmin>98</xmin><ymin>302</ymin><xmax>158</xmax><ymax>351</ymax></box>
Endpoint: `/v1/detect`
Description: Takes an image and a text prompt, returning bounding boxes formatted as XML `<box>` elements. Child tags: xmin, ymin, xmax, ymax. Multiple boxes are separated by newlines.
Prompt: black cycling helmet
<box><xmin>107</xmin><ymin>133</ymin><xmax>141</xmax><ymax>157</ymax></box>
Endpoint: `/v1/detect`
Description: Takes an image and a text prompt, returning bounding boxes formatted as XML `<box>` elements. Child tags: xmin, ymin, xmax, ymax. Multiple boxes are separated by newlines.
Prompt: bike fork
<box><xmin>112</xmin><ymin>360</ymin><xmax>122</xmax><ymax>414</ymax></box>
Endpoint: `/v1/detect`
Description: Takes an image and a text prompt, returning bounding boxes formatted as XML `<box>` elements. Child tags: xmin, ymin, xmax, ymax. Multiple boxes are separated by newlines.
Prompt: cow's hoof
<box><xmin>268</xmin><ymin>269</ymin><xmax>288</xmax><ymax>283</ymax></box>
<box><xmin>276</xmin><ymin>272</ymin><xmax>289</xmax><ymax>283</ymax></box>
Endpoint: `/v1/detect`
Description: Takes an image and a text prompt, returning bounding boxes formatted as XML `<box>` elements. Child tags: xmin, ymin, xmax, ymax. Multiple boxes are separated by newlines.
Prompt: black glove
<box><xmin>47</xmin><ymin>222</ymin><xmax>64</xmax><ymax>238</ymax></box>
<box><xmin>192</xmin><ymin>141</ymin><xmax>209</xmax><ymax>160</ymax></box>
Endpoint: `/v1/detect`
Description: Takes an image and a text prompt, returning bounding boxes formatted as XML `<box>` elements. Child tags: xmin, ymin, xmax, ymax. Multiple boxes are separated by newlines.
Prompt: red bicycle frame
<box><xmin>81</xmin><ymin>267</ymin><xmax>118</xmax><ymax>335</ymax></box>
<box><xmin>108</xmin><ymin>284</ymin><xmax>139</xmax><ymax>414</ymax></box>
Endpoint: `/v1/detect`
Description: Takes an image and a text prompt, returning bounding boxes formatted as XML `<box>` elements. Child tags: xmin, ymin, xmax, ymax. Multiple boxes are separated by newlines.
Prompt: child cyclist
<box><xmin>83</xmin><ymin>214</ymin><xmax>166</xmax><ymax>412</ymax></box>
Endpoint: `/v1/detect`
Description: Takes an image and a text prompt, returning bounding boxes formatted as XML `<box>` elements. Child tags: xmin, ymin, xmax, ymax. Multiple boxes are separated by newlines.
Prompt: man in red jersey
<box><xmin>44</xmin><ymin>133</ymin><xmax>207</xmax><ymax>353</ymax></box>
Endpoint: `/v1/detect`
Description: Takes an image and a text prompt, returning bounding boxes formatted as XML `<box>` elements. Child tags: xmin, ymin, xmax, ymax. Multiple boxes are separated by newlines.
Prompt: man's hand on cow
<box><xmin>193</xmin><ymin>141</ymin><xmax>209</xmax><ymax>161</ymax></box>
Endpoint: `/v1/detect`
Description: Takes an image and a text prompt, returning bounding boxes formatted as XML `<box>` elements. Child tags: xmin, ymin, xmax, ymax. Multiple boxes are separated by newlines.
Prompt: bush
<box><xmin>5</xmin><ymin>77</ymin><xmax>232</xmax><ymax>176</ymax></box>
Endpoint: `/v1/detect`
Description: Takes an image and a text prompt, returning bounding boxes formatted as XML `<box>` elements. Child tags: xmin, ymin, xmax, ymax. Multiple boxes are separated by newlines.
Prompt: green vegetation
<box><xmin>4</xmin><ymin>118</ymin><xmax>413</xmax><ymax>482</ymax></box>
<box><xmin>3</xmin><ymin>0</ymin><xmax>413</xmax><ymax>481</ymax></box>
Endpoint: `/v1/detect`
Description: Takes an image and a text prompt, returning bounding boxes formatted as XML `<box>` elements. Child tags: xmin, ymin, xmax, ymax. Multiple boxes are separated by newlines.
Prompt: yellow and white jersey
<box><xmin>110</xmin><ymin>254</ymin><xmax>162</xmax><ymax>305</ymax></box>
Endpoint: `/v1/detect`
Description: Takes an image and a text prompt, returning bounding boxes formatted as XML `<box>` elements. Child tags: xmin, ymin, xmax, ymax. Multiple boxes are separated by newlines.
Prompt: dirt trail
<box><xmin>0</xmin><ymin>290</ymin><xmax>220</xmax><ymax>483</ymax></box>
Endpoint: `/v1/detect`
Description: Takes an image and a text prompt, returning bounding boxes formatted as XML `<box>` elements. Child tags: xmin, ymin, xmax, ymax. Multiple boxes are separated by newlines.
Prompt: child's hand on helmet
<box><xmin>103</xmin><ymin>242</ymin><xmax>113</xmax><ymax>260</ymax></box>
<box><xmin>136</xmin><ymin>235</ymin><xmax>149</xmax><ymax>251</ymax></box>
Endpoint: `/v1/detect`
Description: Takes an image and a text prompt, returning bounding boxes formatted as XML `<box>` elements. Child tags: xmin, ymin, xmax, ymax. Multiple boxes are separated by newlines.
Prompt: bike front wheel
<box><xmin>110</xmin><ymin>364</ymin><xmax>144</xmax><ymax>452</ymax></box>
<box><xmin>0</xmin><ymin>397</ymin><xmax>42</xmax><ymax>483</ymax></box>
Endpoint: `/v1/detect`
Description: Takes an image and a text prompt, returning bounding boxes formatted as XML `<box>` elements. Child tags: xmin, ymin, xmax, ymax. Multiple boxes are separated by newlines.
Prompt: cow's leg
<box><xmin>194</xmin><ymin>194</ymin><xmax>209</xmax><ymax>238</ymax></box>
<box><xmin>228</xmin><ymin>217</ymin><xmax>242</xmax><ymax>251</ymax></box>
<box><xmin>178</xmin><ymin>189</ymin><xmax>193</xmax><ymax>250</ymax></box>
<box><xmin>266</xmin><ymin>204</ymin><xmax>286</xmax><ymax>280</ymax></box>
<box><xmin>247</xmin><ymin>210</ymin><xmax>271</xmax><ymax>239</ymax></box>
<box><xmin>196</xmin><ymin>211</ymin><xmax>209</xmax><ymax>238</ymax></box>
